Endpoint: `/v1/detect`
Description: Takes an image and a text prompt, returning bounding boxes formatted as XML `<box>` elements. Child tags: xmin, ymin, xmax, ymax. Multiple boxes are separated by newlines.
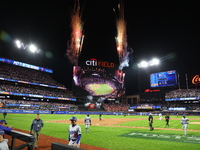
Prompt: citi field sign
<box><xmin>85</xmin><ymin>58</ymin><xmax>114</xmax><ymax>68</ymax></box>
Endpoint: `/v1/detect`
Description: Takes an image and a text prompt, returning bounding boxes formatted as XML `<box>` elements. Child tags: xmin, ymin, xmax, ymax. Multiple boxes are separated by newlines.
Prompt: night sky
<box><xmin>0</xmin><ymin>0</ymin><xmax>200</xmax><ymax>95</ymax></box>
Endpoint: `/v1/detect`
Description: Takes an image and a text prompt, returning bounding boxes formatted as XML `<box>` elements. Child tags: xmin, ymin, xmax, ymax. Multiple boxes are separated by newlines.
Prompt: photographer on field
<box><xmin>30</xmin><ymin>114</ymin><xmax>44</xmax><ymax>149</ymax></box>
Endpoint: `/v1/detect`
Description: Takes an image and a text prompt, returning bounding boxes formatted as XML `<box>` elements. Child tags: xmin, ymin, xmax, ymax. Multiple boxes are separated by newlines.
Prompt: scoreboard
<box><xmin>150</xmin><ymin>70</ymin><xmax>177</xmax><ymax>88</ymax></box>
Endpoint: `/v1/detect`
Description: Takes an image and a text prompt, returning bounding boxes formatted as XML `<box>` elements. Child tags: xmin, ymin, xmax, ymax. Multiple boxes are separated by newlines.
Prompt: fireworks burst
<box><xmin>114</xmin><ymin>1</ymin><xmax>131</xmax><ymax>70</ymax></box>
<box><xmin>66</xmin><ymin>0</ymin><xmax>84</xmax><ymax>66</ymax></box>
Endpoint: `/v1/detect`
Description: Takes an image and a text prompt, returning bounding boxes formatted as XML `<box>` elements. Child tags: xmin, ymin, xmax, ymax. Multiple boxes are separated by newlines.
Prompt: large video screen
<box><xmin>73</xmin><ymin>66</ymin><xmax>125</xmax><ymax>98</ymax></box>
<box><xmin>150</xmin><ymin>70</ymin><xmax>177</xmax><ymax>87</ymax></box>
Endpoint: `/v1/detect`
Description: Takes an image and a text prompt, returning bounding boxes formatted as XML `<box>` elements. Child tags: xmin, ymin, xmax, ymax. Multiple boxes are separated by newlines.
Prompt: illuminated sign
<box><xmin>85</xmin><ymin>58</ymin><xmax>114</xmax><ymax>68</ymax></box>
<box><xmin>130</xmin><ymin>106</ymin><xmax>161</xmax><ymax>109</ymax></box>
<box><xmin>192</xmin><ymin>75</ymin><xmax>200</xmax><ymax>84</ymax></box>
<box><xmin>0</xmin><ymin>57</ymin><xmax>53</xmax><ymax>73</ymax></box>
<box><xmin>144</xmin><ymin>89</ymin><xmax>160</xmax><ymax>92</ymax></box>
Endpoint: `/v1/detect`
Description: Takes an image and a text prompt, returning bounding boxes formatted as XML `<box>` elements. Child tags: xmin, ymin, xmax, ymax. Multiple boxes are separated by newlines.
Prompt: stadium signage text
<box><xmin>144</xmin><ymin>89</ymin><xmax>160</xmax><ymax>92</ymax></box>
<box><xmin>192</xmin><ymin>75</ymin><xmax>200</xmax><ymax>84</ymax></box>
<box><xmin>86</xmin><ymin>58</ymin><xmax>114</xmax><ymax>68</ymax></box>
<box><xmin>121</xmin><ymin>132</ymin><xmax>200</xmax><ymax>144</ymax></box>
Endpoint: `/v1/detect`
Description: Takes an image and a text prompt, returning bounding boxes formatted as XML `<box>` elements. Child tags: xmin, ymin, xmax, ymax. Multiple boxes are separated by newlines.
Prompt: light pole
<box><xmin>14</xmin><ymin>39</ymin><xmax>42</xmax><ymax>65</ymax></box>
<box><xmin>15</xmin><ymin>40</ymin><xmax>41</xmax><ymax>53</ymax></box>
<box><xmin>137</xmin><ymin>58</ymin><xmax>160</xmax><ymax>94</ymax></box>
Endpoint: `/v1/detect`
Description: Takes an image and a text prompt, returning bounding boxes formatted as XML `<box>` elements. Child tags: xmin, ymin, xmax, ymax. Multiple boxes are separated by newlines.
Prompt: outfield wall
<box><xmin>0</xmin><ymin>109</ymin><xmax>200</xmax><ymax>115</ymax></box>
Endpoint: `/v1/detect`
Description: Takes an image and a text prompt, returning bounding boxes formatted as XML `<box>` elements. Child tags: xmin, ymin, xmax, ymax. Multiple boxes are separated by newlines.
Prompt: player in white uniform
<box><xmin>159</xmin><ymin>113</ymin><xmax>162</xmax><ymax>120</ymax></box>
<box><xmin>84</xmin><ymin>115</ymin><xmax>91</xmax><ymax>133</ymax></box>
<box><xmin>68</xmin><ymin>117</ymin><xmax>82</xmax><ymax>148</ymax></box>
<box><xmin>180</xmin><ymin>115</ymin><xmax>189</xmax><ymax>136</ymax></box>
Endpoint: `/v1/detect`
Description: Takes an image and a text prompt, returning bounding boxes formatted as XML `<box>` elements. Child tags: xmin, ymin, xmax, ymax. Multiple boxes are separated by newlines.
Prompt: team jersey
<box><xmin>0</xmin><ymin>139</ymin><xmax>9</xmax><ymax>150</ymax></box>
<box><xmin>165</xmin><ymin>115</ymin><xmax>170</xmax><ymax>120</ymax></box>
<box><xmin>148</xmin><ymin>115</ymin><xmax>153</xmax><ymax>122</ymax></box>
<box><xmin>68</xmin><ymin>124</ymin><xmax>82</xmax><ymax>140</ymax></box>
<box><xmin>84</xmin><ymin>117</ymin><xmax>91</xmax><ymax>124</ymax></box>
<box><xmin>181</xmin><ymin>117</ymin><xmax>189</xmax><ymax>124</ymax></box>
<box><xmin>159</xmin><ymin>113</ymin><xmax>162</xmax><ymax>117</ymax></box>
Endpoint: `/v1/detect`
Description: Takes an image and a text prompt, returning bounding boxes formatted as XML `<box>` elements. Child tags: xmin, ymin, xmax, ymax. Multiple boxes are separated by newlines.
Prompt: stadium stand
<box><xmin>0</xmin><ymin>99</ymin><xmax>79</xmax><ymax>111</ymax></box>
<box><xmin>102</xmin><ymin>103</ymin><xmax>130</xmax><ymax>112</ymax></box>
<box><xmin>0</xmin><ymin>59</ymin><xmax>80</xmax><ymax>114</ymax></box>
<box><xmin>0</xmin><ymin>62</ymin><xmax>64</xmax><ymax>87</ymax></box>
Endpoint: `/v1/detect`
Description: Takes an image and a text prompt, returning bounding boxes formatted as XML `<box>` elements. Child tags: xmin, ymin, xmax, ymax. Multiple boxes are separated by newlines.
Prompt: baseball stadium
<box><xmin>1</xmin><ymin>1</ymin><xmax>200</xmax><ymax>150</ymax></box>
<box><xmin>0</xmin><ymin>55</ymin><xmax>200</xmax><ymax>150</ymax></box>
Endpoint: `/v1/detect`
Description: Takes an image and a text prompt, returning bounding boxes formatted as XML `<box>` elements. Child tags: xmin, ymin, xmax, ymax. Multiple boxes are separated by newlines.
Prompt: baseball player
<box><xmin>3</xmin><ymin>111</ymin><xmax>7</xmax><ymax>120</ymax></box>
<box><xmin>84</xmin><ymin>115</ymin><xmax>91</xmax><ymax>133</ymax></box>
<box><xmin>68</xmin><ymin>117</ymin><xmax>82</xmax><ymax>148</ymax></box>
<box><xmin>0</xmin><ymin>129</ymin><xmax>9</xmax><ymax>150</ymax></box>
<box><xmin>148</xmin><ymin>113</ymin><xmax>154</xmax><ymax>131</ymax></box>
<box><xmin>99</xmin><ymin>114</ymin><xmax>102</xmax><ymax>121</ymax></box>
<box><xmin>165</xmin><ymin>114</ymin><xmax>170</xmax><ymax>127</ymax></box>
<box><xmin>158</xmin><ymin>113</ymin><xmax>162</xmax><ymax>120</ymax></box>
<box><xmin>181</xmin><ymin>115</ymin><xmax>189</xmax><ymax>136</ymax></box>
<box><xmin>0</xmin><ymin>120</ymin><xmax>12</xmax><ymax>132</ymax></box>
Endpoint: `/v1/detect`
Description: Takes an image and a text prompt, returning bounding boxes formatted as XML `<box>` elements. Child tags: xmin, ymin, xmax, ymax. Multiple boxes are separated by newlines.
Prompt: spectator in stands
<box><xmin>0</xmin><ymin>120</ymin><xmax>12</xmax><ymax>132</ymax></box>
<box><xmin>30</xmin><ymin>114</ymin><xmax>44</xmax><ymax>149</ymax></box>
<box><xmin>0</xmin><ymin>129</ymin><xmax>9</xmax><ymax>150</ymax></box>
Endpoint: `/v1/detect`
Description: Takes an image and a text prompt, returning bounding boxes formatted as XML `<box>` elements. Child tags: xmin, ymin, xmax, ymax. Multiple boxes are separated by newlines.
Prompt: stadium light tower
<box><xmin>15</xmin><ymin>39</ymin><xmax>40</xmax><ymax>53</ymax></box>
<box><xmin>29</xmin><ymin>44</ymin><xmax>38</xmax><ymax>53</ymax></box>
<box><xmin>15</xmin><ymin>40</ymin><xmax>22</xmax><ymax>48</ymax></box>
<box><xmin>137</xmin><ymin>58</ymin><xmax>160</xmax><ymax>94</ymax></box>
<box><xmin>138</xmin><ymin>58</ymin><xmax>160</xmax><ymax>68</ymax></box>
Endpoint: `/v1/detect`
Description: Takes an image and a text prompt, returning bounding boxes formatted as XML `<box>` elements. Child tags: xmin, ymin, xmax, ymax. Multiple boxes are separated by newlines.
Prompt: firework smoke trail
<box><xmin>66</xmin><ymin>0</ymin><xmax>84</xmax><ymax>66</ymax></box>
<box><xmin>114</xmin><ymin>1</ymin><xmax>129</xmax><ymax>70</ymax></box>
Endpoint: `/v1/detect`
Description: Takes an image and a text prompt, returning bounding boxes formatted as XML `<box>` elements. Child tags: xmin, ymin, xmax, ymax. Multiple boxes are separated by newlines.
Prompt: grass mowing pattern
<box><xmin>87</xmin><ymin>84</ymin><xmax>114</xmax><ymax>95</ymax></box>
<box><xmin>4</xmin><ymin>114</ymin><xmax>200</xmax><ymax>150</ymax></box>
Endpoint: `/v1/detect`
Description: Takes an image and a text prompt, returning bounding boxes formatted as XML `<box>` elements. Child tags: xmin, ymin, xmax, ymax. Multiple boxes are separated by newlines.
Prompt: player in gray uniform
<box><xmin>0</xmin><ymin>129</ymin><xmax>9</xmax><ymax>150</ymax></box>
<box><xmin>68</xmin><ymin>117</ymin><xmax>82</xmax><ymax>148</ymax></box>
<box><xmin>158</xmin><ymin>113</ymin><xmax>162</xmax><ymax>120</ymax></box>
<box><xmin>84</xmin><ymin>115</ymin><xmax>91</xmax><ymax>133</ymax></box>
<box><xmin>181</xmin><ymin>115</ymin><xmax>189</xmax><ymax>136</ymax></box>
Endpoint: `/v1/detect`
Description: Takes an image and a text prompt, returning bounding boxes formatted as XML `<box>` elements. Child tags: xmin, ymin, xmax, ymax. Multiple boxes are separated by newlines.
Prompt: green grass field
<box><xmin>4</xmin><ymin>114</ymin><xmax>200</xmax><ymax>150</ymax></box>
<box><xmin>87</xmin><ymin>84</ymin><xmax>114</xmax><ymax>95</ymax></box>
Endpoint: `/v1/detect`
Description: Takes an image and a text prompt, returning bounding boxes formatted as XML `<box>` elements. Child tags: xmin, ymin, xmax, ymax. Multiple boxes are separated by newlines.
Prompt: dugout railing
<box><xmin>5</xmin><ymin>130</ymin><xmax>34</xmax><ymax>150</ymax></box>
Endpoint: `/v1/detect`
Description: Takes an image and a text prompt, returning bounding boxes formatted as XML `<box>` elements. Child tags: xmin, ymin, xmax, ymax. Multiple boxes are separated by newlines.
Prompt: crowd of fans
<box><xmin>128</xmin><ymin>101</ymin><xmax>200</xmax><ymax>111</ymax></box>
<box><xmin>0</xmin><ymin>81</ymin><xmax>75</xmax><ymax>98</ymax></box>
<box><xmin>0</xmin><ymin>61</ymin><xmax>200</xmax><ymax>113</ymax></box>
<box><xmin>102</xmin><ymin>103</ymin><xmax>130</xmax><ymax>112</ymax></box>
<box><xmin>0</xmin><ymin>63</ymin><xmax>65</xmax><ymax>87</ymax></box>
<box><xmin>0</xmin><ymin>99</ymin><xmax>79</xmax><ymax>111</ymax></box>
<box><xmin>165</xmin><ymin>89</ymin><xmax>200</xmax><ymax>99</ymax></box>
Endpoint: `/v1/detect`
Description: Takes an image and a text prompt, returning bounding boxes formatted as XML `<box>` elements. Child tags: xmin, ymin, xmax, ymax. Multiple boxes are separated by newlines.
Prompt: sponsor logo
<box><xmin>85</xmin><ymin>58</ymin><xmax>114</xmax><ymax>68</ymax></box>
<box><xmin>120</xmin><ymin>132</ymin><xmax>200</xmax><ymax>144</ymax></box>
<box><xmin>192</xmin><ymin>75</ymin><xmax>200</xmax><ymax>84</ymax></box>
<box><xmin>145</xmin><ymin>89</ymin><xmax>160</xmax><ymax>92</ymax></box>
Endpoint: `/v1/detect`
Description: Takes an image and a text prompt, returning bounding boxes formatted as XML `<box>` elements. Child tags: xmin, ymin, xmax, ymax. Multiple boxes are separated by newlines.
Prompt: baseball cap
<box><xmin>0</xmin><ymin>129</ymin><xmax>5</xmax><ymax>135</ymax></box>
<box><xmin>70</xmin><ymin>117</ymin><xmax>77</xmax><ymax>121</ymax></box>
<box><xmin>0</xmin><ymin>120</ymin><xmax>7</xmax><ymax>124</ymax></box>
